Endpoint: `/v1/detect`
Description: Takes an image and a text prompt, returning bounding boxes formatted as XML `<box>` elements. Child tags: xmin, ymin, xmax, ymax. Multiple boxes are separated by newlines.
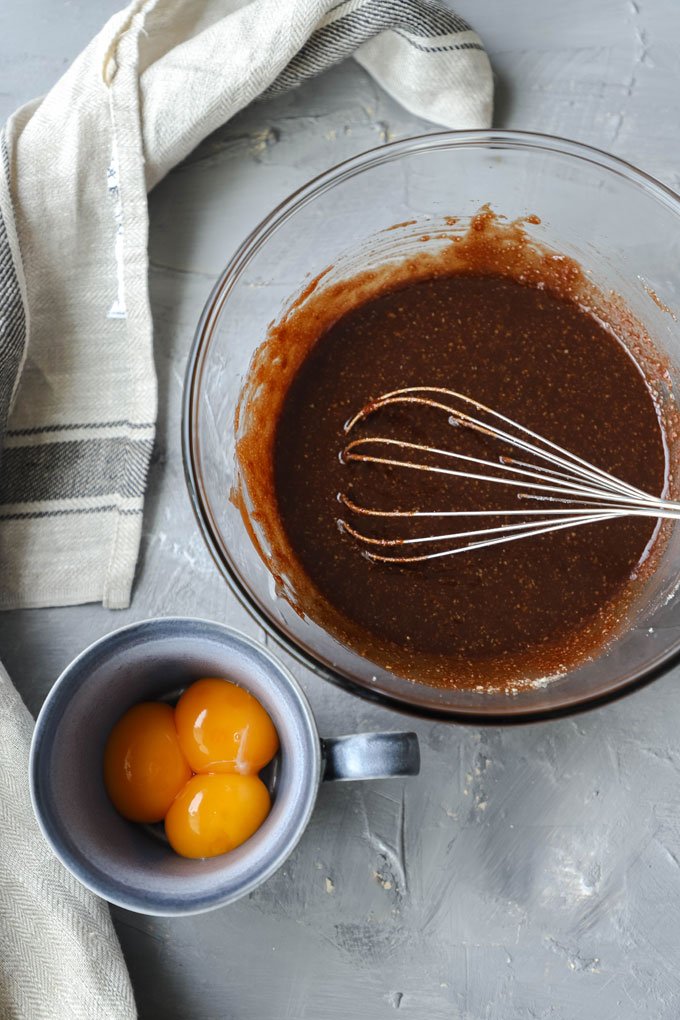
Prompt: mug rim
<box><xmin>29</xmin><ymin>617</ymin><xmax>323</xmax><ymax>916</ymax></box>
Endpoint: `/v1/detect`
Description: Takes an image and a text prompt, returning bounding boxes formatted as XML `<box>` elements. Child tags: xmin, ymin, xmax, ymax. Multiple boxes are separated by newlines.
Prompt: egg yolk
<box><xmin>164</xmin><ymin>773</ymin><xmax>271</xmax><ymax>858</ymax></box>
<box><xmin>174</xmin><ymin>677</ymin><xmax>279</xmax><ymax>774</ymax></box>
<box><xmin>103</xmin><ymin>702</ymin><xmax>191</xmax><ymax>823</ymax></box>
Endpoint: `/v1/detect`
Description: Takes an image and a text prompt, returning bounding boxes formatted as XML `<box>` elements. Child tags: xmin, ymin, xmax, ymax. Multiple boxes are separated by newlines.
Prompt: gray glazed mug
<box><xmin>29</xmin><ymin>617</ymin><xmax>420</xmax><ymax>916</ymax></box>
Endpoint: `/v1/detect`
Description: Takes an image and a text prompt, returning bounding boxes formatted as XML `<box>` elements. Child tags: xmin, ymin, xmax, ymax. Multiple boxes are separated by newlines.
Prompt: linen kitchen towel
<box><xmin>0</xmin><ymin>2</ymin><xmax>491</xmax><ymax>1018</ymax></box>
<box><xmin>0</xmin><ymin>664</ymin><xmax>137</xmax><ymax>1020</ymax></box>
<box><xmin>0</xmin><ymin>0</ymin><xmax>492</xmax><ymax>612</ymax></box>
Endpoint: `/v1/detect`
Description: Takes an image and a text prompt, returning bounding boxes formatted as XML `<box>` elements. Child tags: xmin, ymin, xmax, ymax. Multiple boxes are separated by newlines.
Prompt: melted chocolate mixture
<box><xmin>272</xmin><ymin>275</ymin><xmax>666</xmax><ymax>686</ymax></box>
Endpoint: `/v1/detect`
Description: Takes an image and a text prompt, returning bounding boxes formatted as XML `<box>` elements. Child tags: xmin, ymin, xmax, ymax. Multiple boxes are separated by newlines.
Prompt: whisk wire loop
<box><xmin>338</xmin><ymin>387</ymin><xmax>678</xmax><ymax>563</ymax></box>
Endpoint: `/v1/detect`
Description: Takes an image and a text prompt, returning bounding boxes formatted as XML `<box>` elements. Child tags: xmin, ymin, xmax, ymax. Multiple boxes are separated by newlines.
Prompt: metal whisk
<box><xmin>337</xmin><ymin>386</ymin><xmax>680</xmax><ymax>563</ymax></box>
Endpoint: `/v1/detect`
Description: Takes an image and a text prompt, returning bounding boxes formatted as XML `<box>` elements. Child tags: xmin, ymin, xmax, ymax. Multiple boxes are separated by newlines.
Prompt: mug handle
<box><xmin>321</xmin><ymin>732</ymin><xmax>420</xmax><ymax>782</ymax></box>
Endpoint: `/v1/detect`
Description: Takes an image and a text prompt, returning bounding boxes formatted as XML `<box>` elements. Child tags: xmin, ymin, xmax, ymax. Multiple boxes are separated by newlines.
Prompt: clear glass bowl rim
<box><xmin>182</xmin><ymin>128</ymin><xmax>680</xmax><ymax>724</ymax></box>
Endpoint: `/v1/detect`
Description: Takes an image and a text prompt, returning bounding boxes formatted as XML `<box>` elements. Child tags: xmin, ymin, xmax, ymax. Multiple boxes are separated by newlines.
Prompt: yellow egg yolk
<box><xmin>164</xmin><ymin>773</ymin><xmax>271</xmax><ymax>858</ymax></box>
<box><xmin>103</xmin><ymin>702</ymin><xmax>191</xmax><ymax>823</ymax></box>
<box><xmin>174</xmin><ymin>677</ymin><xmax>279</xmax><ymax>775</ymax></box>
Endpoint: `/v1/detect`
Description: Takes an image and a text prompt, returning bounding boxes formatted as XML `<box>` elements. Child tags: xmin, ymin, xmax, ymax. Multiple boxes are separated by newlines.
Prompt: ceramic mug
<box><xmin>29</xmin><ymin>617</ymin><xmax>420</xmax><ymax>916</ymax></box>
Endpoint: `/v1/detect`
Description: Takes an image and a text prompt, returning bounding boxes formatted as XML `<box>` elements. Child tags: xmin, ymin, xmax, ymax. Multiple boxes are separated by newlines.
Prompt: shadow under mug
<box><xmin>29</xmin><ymin>617</ymin><xmax>420</xmax><ymax>916</ymax></box>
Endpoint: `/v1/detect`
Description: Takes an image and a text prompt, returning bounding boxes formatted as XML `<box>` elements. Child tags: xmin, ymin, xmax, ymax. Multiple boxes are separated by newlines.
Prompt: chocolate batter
<box><xmin>271</xmin><ymin>274</ymin><xmax>666</xmax><ymax>687</ymax></box>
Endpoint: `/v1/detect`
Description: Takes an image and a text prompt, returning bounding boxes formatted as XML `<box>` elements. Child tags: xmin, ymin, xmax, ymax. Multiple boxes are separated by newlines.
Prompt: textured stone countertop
<box><xmin>2</xmin><ymin>2</ymin><xmax>680</xmax><ymax>1017</ymax></box>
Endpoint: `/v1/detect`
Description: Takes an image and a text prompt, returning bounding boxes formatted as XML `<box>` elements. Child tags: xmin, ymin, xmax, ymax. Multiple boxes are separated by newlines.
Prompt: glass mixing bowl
<box><xmin>182</xmin><ymin>130</ymin><xmax>680</xmax><ymax>722</ymax></box>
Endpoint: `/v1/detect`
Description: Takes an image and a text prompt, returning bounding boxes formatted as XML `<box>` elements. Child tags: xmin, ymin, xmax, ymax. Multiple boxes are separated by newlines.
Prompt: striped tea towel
<box><xmin>0</xmin><ymin>3</ymin><xmax>491</xmax><ymax>1018</ymax></box>
<box><xmin>0</xmin><ymin>0</ymin><xmax>492</xmax><ymax>613</ymax></box>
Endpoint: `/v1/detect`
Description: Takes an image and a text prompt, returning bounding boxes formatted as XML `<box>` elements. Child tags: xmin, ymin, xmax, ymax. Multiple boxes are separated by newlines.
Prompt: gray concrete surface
<box><xmin>3</xmin><ymin>1</ymin><xmax>680</xmax><ymax>1017</ymax></box>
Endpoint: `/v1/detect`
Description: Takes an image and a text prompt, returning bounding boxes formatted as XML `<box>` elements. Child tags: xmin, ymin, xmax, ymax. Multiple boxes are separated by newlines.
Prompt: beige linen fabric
<box><xmin>0</xmin><ymin>664</ymin><xmax>136</xmax><ymax>1020</ymax></box>
<box><xmin>0</xmin><ymin>0</ymin><xmax>491</xmax><ymax>611</ymax></box>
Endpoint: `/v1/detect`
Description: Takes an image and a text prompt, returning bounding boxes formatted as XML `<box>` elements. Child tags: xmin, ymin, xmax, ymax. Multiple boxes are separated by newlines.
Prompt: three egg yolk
<box><xmin>103</xmin><ymin>678</ymin><xmax>279</xmax><ymax>858</ymax></box>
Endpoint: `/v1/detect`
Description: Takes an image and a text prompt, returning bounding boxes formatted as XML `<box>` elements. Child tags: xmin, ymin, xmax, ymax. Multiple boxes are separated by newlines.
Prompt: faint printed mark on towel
<box><xmin>107</xmin><ymin>140</ymin><xmax>126</xmax><ymax>320</ymax></box>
